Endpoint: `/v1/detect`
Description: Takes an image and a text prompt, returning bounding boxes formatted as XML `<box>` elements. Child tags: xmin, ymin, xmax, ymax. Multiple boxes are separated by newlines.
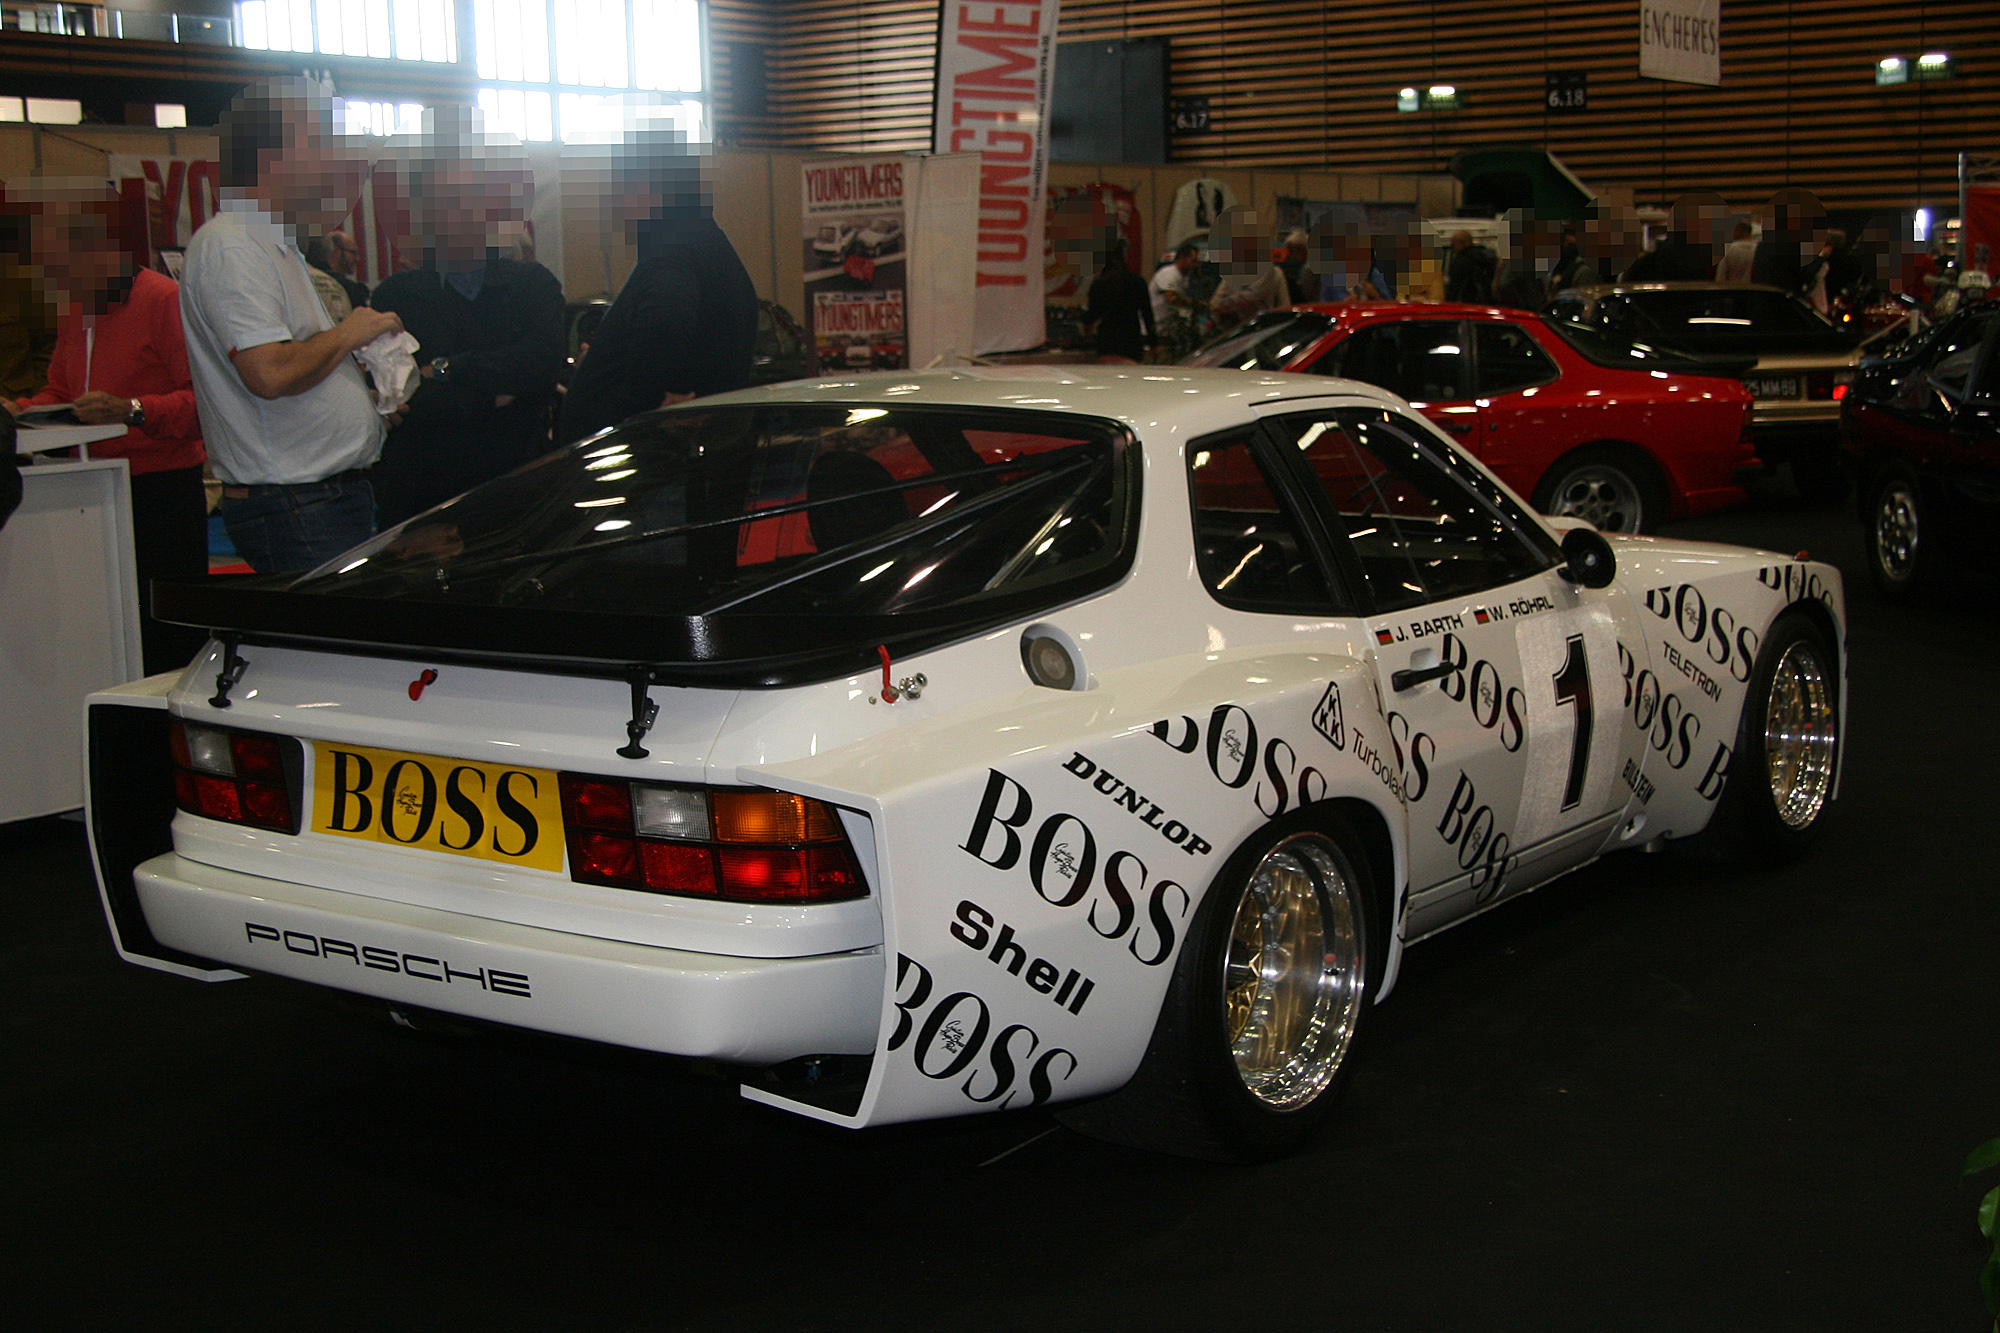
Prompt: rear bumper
<box><xmin>133</xmin><ymin>852</ymin><xmax>884</xmax><ymax>1064</ymax></box>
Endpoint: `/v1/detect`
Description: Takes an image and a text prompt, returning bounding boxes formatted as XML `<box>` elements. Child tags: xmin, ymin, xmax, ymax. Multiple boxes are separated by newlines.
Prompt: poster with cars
<box><xmin>803</xmin><ymin>156</ymin><xmax>908</xmax><ymax>371</ymax></box>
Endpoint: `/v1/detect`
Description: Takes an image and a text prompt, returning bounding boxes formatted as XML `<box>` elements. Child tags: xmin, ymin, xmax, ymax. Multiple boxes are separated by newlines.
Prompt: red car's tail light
<box><xmin>169</xmin><ymin>720</ymin><xmax>299</xmax><ymax>834</ymax></box>
<box><xmin>557</xmin><ymin>774</ymin><xmax>868</xmax><ymax>904</ymax></box>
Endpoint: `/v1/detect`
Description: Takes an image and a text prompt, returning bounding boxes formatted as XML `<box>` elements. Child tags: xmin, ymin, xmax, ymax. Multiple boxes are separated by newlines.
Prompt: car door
<box><xmin>1468</xmin><ymin>318</ymin><xmax>1565</xmax><ymax>496</ymax></box>
<box><xmin>1304</xmin><ymin>318</ymin><xmax>1484</xmax><ymax>454</ymax></box>
<box><xmin>1258</xmin><ymin>404</ymin><xmax>1642</xmax><ymax>935</ymax></box>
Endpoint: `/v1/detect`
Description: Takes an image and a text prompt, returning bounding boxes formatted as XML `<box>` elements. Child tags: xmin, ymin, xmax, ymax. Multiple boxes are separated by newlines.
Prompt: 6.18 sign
<box><xmin>1546</xmin><ymin>73</ymin><xmax>1588</xmax><ymax>111</ymax></box>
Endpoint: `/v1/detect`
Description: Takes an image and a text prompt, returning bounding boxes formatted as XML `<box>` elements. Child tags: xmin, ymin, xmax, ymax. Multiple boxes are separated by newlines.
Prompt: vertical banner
<box><xmin>106</xmin><ymin>155</ymin><xmax>222</xmax><ymax>266</ymax></box>
<box><xmin>802</xmin><ymin>156</ymin><xmax>910</xmax><ymax>372</ymax></box>
<box><xmin>933</xmin><ymin>0</ymin><xmax>1060</xmax><ymax>354</ymax></box>
<box><xmin>1638</xmin><ymin>0</ymin><xmax>1720</xmax><ymax>86</ymax></box>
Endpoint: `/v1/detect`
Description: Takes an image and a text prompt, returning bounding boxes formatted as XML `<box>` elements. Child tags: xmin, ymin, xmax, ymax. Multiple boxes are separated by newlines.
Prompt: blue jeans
<box><xmin>219</xmin><ymin>476</ymin><xmax>376</xmax><ymax>575</ymax></box>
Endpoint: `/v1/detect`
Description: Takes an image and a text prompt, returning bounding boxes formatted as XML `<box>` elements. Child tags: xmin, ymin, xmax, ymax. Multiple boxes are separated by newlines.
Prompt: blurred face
<box><xmin>327</xmin><ymin>231</ymin><xmax>360</xmax><ymax>275</ymax></box>
<box><xmin>33</xmin><ymin>208</ymin><xmax>129</xmax><ymax>313</ymax></box>
<box><xmin>422</xmin><ymin>160</ymin><xmax>528</xmax><ymax>260</ymax></box>
<box><xmin>268</xmin><ymin>112</ymin><xmax>366</xmax><ymax>228</ymax></box>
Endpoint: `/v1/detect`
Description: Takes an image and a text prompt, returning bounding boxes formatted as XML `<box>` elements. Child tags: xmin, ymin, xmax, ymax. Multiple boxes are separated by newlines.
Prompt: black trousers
<box><xmin>130</xmin><ymin>464</ymin><xmax>210</xmax><ymax>675</ymax></box>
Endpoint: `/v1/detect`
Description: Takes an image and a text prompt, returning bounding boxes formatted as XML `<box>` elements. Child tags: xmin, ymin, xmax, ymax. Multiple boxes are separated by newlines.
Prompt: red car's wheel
<box><xmin>1532</xmin><ymin>445</ymin><xmax>1669</xmax><ymax>535</ymax></box>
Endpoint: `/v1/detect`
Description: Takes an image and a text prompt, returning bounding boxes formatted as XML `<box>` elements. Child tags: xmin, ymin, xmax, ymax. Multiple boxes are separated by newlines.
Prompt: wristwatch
<box><xmin>126</xmin><ymin>397</ymin><xmax>145</xmax><ymax>427</ymax></box>
<box><xmin>430</xmin><ymin>356</ymin><xmax>452</xmax><ymax>381</ymax></box>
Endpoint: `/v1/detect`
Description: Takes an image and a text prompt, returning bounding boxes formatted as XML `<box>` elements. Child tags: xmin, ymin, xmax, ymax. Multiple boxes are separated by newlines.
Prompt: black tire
<box><xmin>1680</xmin><ymin>611</ymin><xmax>1840</xmax><ymax>865</ymax></box>
<box><xmin>1532</xmin><ymin>445</ymin><xmax>1669</xmax><ymax>534</ymax></box>
<box><xmin>1056</xmin><ymin>812</ymin><xmax>1378</xmax><ymax>1162</ymax></box>
<box><xmin>1863</xmin><ymin>464</ymin><xmax>1942</xmax><ymax>602</ymax></box>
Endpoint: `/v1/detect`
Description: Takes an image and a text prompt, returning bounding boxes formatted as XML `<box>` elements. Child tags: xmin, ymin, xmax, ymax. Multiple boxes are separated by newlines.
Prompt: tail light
<box><xmin>1807</xmin><ymin>369</ymin><xmax>1856</xmax><ymax>400</ymax></box>
<box><xmin>559</xmin><ymin>775</ymin><xmax>867</xmax><ymax>904</ymax></box>
<box><xmin>170</xmin><ymin>720</ymin><xmax>300</xmax><ymax>834</ymax></box>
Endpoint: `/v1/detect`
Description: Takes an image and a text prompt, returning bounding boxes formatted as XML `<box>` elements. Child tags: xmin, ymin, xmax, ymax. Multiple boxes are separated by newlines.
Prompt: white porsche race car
<box><xmin>85</xmin><ymin>369</ymin><xmax>1845</xmax><ymax>1160</ymax></box>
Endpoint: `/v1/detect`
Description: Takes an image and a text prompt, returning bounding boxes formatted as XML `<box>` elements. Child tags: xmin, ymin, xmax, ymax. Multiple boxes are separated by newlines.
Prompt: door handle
<box><xmin>1391</xmin><ymin>660</ymin><xmax>1456</xmax><ymax>691</ymax></box>
<box><xmin>1433</xmin><ymin>418</ymin><xmax>1473</xmax><ymax>435</ymax></box>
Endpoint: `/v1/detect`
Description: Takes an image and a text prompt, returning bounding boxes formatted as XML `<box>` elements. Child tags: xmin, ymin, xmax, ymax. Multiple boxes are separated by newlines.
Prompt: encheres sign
<box><xmin>934</xmin><ymin>1</ymin><xmax>1058</xmax><ymax>351</ymax></box>
<box><xmin>803</xmin><ymin>160</ymin><xmax>905</xmax><ymax>213</ymax></box>
<box><xmin>1638</xmin><ymin>0</ymin><xmax>1720</xmax><ymax>86</ymax></box>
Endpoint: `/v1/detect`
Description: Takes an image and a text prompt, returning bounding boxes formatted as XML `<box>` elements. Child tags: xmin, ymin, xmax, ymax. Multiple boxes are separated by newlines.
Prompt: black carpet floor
<box><xmin>6</xmin><ymin>475</ymin><xmax>1996</xmax><ymax>1332</ymax></box>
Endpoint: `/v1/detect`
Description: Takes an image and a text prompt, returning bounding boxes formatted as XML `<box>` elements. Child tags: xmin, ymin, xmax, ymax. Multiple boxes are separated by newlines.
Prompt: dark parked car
<box><xmin>1838</xmin><ymin>299</ymin><xmax>2000</xmax><ymax>599</ymax></box>
<box><xmin>1547</xmin><ymin>282</ymin><xmax>1875</xmax><ymax>497</ymax></box>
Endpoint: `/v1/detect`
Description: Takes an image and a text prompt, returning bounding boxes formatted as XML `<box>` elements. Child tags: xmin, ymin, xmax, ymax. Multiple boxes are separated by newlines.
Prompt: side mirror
<box><xmin>1560</xmin><ymin>526</ymin><xmax>1617</xmax><ymax>588</ymax></box>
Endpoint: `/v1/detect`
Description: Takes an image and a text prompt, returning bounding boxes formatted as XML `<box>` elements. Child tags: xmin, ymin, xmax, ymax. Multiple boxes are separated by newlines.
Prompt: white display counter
<box><xmin>1</xmin><ymin>456</ymin><xmax>145</xmax><ymax>822</ymax></box>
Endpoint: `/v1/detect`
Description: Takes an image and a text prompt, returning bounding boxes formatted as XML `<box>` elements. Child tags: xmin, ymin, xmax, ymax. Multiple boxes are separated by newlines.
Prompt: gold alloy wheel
<box><xmin>1222</xmin><ymin>834</ymin><xmax>1365</xmax><ymax>1109</ymax></box>
<box><xmin>1765</xmin><ymin>639</ymin><xmax>1838</xmax><ymax>829</ymax></box>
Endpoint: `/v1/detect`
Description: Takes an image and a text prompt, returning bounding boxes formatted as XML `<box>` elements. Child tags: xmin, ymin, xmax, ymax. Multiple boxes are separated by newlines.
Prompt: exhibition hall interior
<box><xmin>4</xmin><ymin>1</ymin><xmax>1998</xmax><ymax>1327</ymax></box>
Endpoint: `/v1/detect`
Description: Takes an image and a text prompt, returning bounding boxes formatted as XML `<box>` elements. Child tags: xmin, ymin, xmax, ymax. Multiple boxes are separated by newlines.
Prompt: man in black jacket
<box><xmin>557</xmin><ymin>134</ymin><xmax>757</xmax><ymax>444</ymax></box>
<box><xmin>370</xmin><ymin>121</ymin><xmax>566</xmax><ymax>528</ymax></box>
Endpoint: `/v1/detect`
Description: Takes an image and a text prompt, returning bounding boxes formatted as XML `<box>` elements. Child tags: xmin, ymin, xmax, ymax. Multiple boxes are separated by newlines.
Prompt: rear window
<box><xmin>290</xmin><ymin>405</ymin><xmax>1135</xmax><ymax>624</ymax></box>
<box><xmin>1614</xmin><ymin>289</ymin><xmax>1836</xmax><ymax>338</ymax></box>
<box><xmin>1545</xmin><ymin>318</ymin><xmax>1736</xmax><ymax>371</ymax></box>
<box><xmin>1183</xmin><ymin>312</ymin><xmax>1334</xmax><ymax>370</ymax></box>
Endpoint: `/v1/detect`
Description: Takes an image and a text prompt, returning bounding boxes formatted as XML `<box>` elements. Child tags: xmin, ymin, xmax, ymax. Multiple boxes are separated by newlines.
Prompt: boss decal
<box><xmin>886</xmin><ymin>954</ymin><xmax>1080</xmax><ymax>1109</ymax></box>
<box><xmin>1641</xmin><ymin>583</ymin><xmax>1759</xmax><ymax>684</ymax></box>
<box><xmin>243</xmin><ymin>922</ymin><xmax>532</xmax><ymax>996</ymax></box>
<box><xmin>960</xmin><ymin>770</ymin><xmax>1192</xmax><ymax>967</ymax></box>
<box><xmin>1617</xmin><ymin>642</ymin><xmax>1734</xmax><ymax>800</ymax></box>
<box><xmin>1312</xmin><ymin>682</ymin><xmax>1346</xmax><ymax>749</ymax></box>
<box><xmin>1149</xmin><ymin>704</ymin><xmax>1334</xmax><ymax>819</ymax></box>
<box><xmin>1384</xmin><ymin>710</ymin><xmax>1436</xmax><ymax>804</ymax></box>
<box><xmin>1434</xmin><ymin>631</ymin><xmax>1528</xmax><ymax>753</ymax></box>
<box><xmin>951</xmin><ymin>900</ymin><xmax>1096</xmax><ymax>1014</ymax></box>
<box><xmin>1757</xmin><ymin>562</ymin><xmax>1837</xmax><ymax>608</ymax></box>
<box><xmin>1434</xmin><ymin>772</ymin><xmax>1519</xmax><ymax>904</ymax></box>
<box><xmin>1059</xmin><ymin>751</ymin><xmax>1213</xmax><ymax>855</ymax></box>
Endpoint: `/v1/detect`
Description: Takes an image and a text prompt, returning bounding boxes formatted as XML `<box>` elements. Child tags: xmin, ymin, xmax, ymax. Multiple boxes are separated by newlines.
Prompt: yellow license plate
<box><xmin>310</xmin><ymin>742</ymin><xmax>565</xmax><ymax>872</ymax></box>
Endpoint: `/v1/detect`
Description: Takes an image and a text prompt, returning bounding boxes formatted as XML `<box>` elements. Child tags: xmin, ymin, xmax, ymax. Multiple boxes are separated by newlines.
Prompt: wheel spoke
<box><xmin>1222</xmin><ymin>837</ymin><xmax>1365</xmax><ymax>1109</ymax></box>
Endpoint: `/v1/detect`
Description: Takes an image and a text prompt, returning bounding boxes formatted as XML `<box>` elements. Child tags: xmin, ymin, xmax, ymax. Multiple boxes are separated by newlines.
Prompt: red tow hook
<box><xmin>409</xmin><ymin>668</ymin><xmax>439</xmax><ymax>701</ymax></box>
<box><xmin>877</xmin><ymin>645</ymin><xmax>898</xmax><ymax>703</ymax></box>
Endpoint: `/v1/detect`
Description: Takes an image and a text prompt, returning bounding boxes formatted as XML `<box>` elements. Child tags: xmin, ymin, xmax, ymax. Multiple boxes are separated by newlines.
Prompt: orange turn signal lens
<box><xmin>710</xmin><ymin>790</ymin><xmax>843</xmax><ymax>843</ymax></box>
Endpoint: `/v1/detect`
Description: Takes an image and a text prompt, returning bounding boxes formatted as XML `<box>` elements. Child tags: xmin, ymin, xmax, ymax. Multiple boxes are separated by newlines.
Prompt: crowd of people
<box><xmin>1</xmin><ymin>78</ymin><xmax>759</xmax><ymax>672</ymax></box>
<box><xmin>1081</xmin><ymin>191</ymin><xmax>1929</xmax><ymax>364</ymax></box>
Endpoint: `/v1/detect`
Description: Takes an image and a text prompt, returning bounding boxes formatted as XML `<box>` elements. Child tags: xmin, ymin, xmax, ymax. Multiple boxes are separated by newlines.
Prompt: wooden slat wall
<box><xmin>717</xmin><ymin>0</ymin><xmax>1998</xmax><ymax>213</ymax></box>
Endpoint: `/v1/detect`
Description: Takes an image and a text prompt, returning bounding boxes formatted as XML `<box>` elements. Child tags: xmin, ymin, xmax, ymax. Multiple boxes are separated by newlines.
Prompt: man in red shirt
<box><xmin>10</xmin><ymin>192</ymin><xmax>207</xmax><ymax>672</ymax></box>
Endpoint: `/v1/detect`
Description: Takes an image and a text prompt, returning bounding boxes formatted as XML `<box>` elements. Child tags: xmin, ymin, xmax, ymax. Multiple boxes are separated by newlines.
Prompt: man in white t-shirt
<box><xmin>180</xmin><ymin>78</ymin><xmax>405</xmax><ymax>572</ymax></box>
<box><xmin>1716</xmin><ymin>221</ymin><xmax>1758</xmax><ymax>284</ymax></box>
<box><xmin>1149</xmin><ymin>242</ymin><xmax>1200</xmax><ymax>324</ymax></box>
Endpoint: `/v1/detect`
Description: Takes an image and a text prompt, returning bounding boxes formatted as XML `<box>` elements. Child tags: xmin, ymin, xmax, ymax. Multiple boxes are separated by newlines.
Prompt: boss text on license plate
<box><xmin>310</xmin><ymin>743</ymin><xmax>564</xmax><ymax>871</ymax></box>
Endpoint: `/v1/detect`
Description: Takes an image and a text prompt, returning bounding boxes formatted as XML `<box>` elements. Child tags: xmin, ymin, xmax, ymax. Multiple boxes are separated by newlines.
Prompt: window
<box><xmin>237</xmin><ymin>0</ymin><xmax>456</xmax><ymax>61</ymax></box>
<box><xmin>1186</xmin><ymin>428</ymin><xmax>1342</xmax><ymax>614</ymax></box>
<box><xmin>237</xmin><ymin>0</ymin><xmax>705</xmax><ymax>143</ymax></box>
<box><xmin>1182</xmin><ymin>312</ymin><xmax>1333</xmax><ymax>371</ymax></box>
<box><xmin>1274</xmin><ymin>409</ymin><xmax>1553</xmax><ymax>613</ymax></box>
<box><xmin>1473</xmin><ymin>322</ymin><xmax>1559</xmax><ymax>396</ymax></box>
<box><xmin>1309</xmin><ymin>321</ymin><xmax>1467</xmax><ymax>404</ymax></box>
<box><xmin>292</xmin><ymin>404</ymin><xmax>1135</xmax><ymax>624</ymax></box>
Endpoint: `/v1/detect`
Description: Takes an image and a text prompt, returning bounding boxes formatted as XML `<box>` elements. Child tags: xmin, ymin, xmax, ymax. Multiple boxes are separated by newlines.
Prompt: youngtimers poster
<box><xmin>802</xmin><ymin>155</ymin><xmax>909</xmax><ymax>372</ymax></box>
<box><xmin>932</xmin><ymin>0</ymin><xmax>1060</xmax><ymax>354</ymax></box>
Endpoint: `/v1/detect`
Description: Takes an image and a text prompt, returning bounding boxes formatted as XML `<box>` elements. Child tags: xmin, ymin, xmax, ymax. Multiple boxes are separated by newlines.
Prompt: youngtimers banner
<box><xmin>932</xmin><ymin>0</ymin><xmax>1060</xmax><ymax>355</ymax></box>
<box><xmin>802</xmin><ymin>156</ymin><xmax>910</xmax><ymax>372</ymax></box>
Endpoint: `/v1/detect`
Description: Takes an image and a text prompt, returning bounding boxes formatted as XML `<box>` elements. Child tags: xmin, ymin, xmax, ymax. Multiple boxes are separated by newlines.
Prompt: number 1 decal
<box><xmin>1551</xmin><ymin>633</ymin><xmax>1592</xmax><ymax>812</ymax></box>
